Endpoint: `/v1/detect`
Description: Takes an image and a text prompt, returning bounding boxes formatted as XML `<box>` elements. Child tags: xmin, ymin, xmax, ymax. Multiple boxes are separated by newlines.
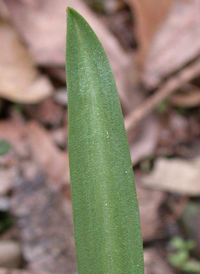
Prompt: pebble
<box><xmin>0</xmin><ymin>241</ymin><xmax>22</xmax><ymax>268</ymax></box>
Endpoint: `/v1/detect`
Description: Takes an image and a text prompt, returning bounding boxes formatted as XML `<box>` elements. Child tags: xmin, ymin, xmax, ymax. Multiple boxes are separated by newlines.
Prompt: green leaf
<box><xmin>66</xmin><ymin>8</ymin><xmax>144</xmax><ymax>274</ymax></box>
<box><xmin>170</xmin><ymin>236</ymin><xmax>186</xmax><ymax>250</ymax></box>
<box><xmin>0</xmin><ymin>140</ymin><xmax>11</xmax><ymax>155</ymax></box>
<box><xmin>168</xmin><ymin>250</ymin><xmax>189</xmax><ymax>267</ymax></box>
<box><xmin>182</xmin><ymin>260</ymin><xmax>200</xmax><ymax>272</ymax></box>
<box><xmin>186</xmin><ymin>239</ymin><xmax>196</xmax><ymax>250</ymax></box>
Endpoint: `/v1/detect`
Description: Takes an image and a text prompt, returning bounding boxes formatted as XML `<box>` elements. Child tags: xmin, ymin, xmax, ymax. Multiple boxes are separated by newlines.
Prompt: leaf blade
<box><xmin>66</xmin><ymin>7</ymin><xmax>144</xmax><ymax>274</ymax></box>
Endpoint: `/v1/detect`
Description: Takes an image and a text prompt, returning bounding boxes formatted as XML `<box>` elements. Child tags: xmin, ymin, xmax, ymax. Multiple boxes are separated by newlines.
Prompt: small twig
<box><xmin>170</xmin><ymin>82</ymin><xmax>200</xmax><ymax>108</ymax></box>
<box><xmin>125</xmin><ymin>57</ymin><xmax>200</xmax><ymax>137</ymax></box>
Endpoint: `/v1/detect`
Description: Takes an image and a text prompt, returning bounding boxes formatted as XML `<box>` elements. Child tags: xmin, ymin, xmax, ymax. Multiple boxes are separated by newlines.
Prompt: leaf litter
<box><xmin>0</xmin><ymin>20</ymin><xmax>53</xmax><ymax>103</ymax></box>
<box><xmin>0</xmin><ymin>0</ymin><xmax>200</xmax><ymax>273</ymax></box>
<box><xmin>142</xmin><ymin>157</ymin><xmax>200</xmax><ymax>196</ymax></box>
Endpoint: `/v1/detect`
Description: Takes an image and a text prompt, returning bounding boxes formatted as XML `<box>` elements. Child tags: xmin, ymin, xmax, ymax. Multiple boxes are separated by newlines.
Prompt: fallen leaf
<box><xmin>27</xmin><ymin>121</ymin><xmax>70</xmax><ymax>188</ymax></box>
<box><xmin>4</xmin><ymin>0</ymin><xmax>135</xmax><ymax>112</ymax></box>
<box><xmin>0</xmin><ymin>20</ymin><xmax>53</xmax><ymax>103</ymax></box>
<box><xmin>125</xmin><ymin>0</ymin><xmax>174</xmax><ymax>72</ymax></box>
<box><xmin>4</xmin><ymin>0</ymin><xmax>128</xmax><ymax>66</ymax></box>
<box><xmin>143</xmin><ymin>0</ymin><xmax>200</xmax><ymax>87</ymax></box>
<box><xmin>142</xmin><ymin>157</ymin><xmax>200</xmax><ymax>196</ymax></box>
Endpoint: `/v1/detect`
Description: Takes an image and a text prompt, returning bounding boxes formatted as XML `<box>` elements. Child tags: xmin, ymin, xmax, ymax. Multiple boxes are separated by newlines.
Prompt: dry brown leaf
<box><xmin>4</xmin><ymin>0</ymin><xmax>135</xmax><ymax>112</ymax></box>
<box><xmin>125</xmin><ymin>0</ymin><xmax>174</xmax><ymax>72</ymax></box>
<box><xmin>27</xmin><ymin>121</ymin><xmax>70</xmax><ymax>188</ymax></box>
<box><xmin>142</xmin><ymin>157</ymin><xmax>200</xmax><ymax>196</ymax></box>
<box><xmin>143</xmin><ymin>0</ymin><xmax>200</xmax><ymax>87</ymax></box>
<box><xmin>0</xmin><ymin>20</ymin><xmax>53</xmax><ymax>103</ymax></box>
<box><xmin>4</xmin><ymin>0</ymin><xmax>128</xmax><ymax>66</ymax></box>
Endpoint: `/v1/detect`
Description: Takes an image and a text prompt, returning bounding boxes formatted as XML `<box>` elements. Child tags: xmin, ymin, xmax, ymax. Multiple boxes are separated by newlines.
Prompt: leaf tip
<box><xmin>67</xmin><ymin>7</ymin><xmax>78</xmax><ymax>19</ymax></box>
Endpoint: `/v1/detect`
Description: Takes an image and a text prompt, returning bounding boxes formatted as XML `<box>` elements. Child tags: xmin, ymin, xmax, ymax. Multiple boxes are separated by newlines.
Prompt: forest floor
<box><xmin>0</xmin><ymin>0</ymin><xmax>200</xmax><ymax>273</ymax></box>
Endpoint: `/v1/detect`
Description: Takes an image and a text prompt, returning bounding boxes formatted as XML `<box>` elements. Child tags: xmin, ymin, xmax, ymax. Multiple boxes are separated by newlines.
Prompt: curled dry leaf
<box><xmin>142</xmin><ymin>157</ymin><xmax>200</xmax><ymax>196</ymax></box>
<box><xmin>0</xmin><ymin>20</ymin><xmax>53</xmax><ymax>103</ymax></box>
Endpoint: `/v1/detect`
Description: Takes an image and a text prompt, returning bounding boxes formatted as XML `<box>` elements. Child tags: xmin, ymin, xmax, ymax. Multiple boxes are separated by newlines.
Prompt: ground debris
<box><xmin>27</xmin><ymin>121</ymin><xmax>70</xmax><ymax>188</ymax></box>
<box><xmin>0</xmin><ymin>269</ymin><xmax>50</xmax><ymax>274</ymax></box>
<box><xmin>136</xmin><ymin>173</ymin><xmax>166</xmax><ymax>242</ymax></box>
<box><xmin>143</xmin><ymin>0</ymin><xmax>200</xmax><ymax>87</ymax></box>
<box><xmin>144</xmin><ymin>248</ymin><xmax>175</xmax><ymax>274</ymax></box>
<box><xmin>10</xmin><ymin>174</ymin><xmax>77</xmax><ymax>274</ymax></box>
<box><xmin>0</xmin><ymin>20</ymin><xmax>52</xmax><ymax>103</ymax></box>
<box><xmin>142</xmin><ymin>157</ymin><xmax>200</xmax><ymax>196</ymax></box>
